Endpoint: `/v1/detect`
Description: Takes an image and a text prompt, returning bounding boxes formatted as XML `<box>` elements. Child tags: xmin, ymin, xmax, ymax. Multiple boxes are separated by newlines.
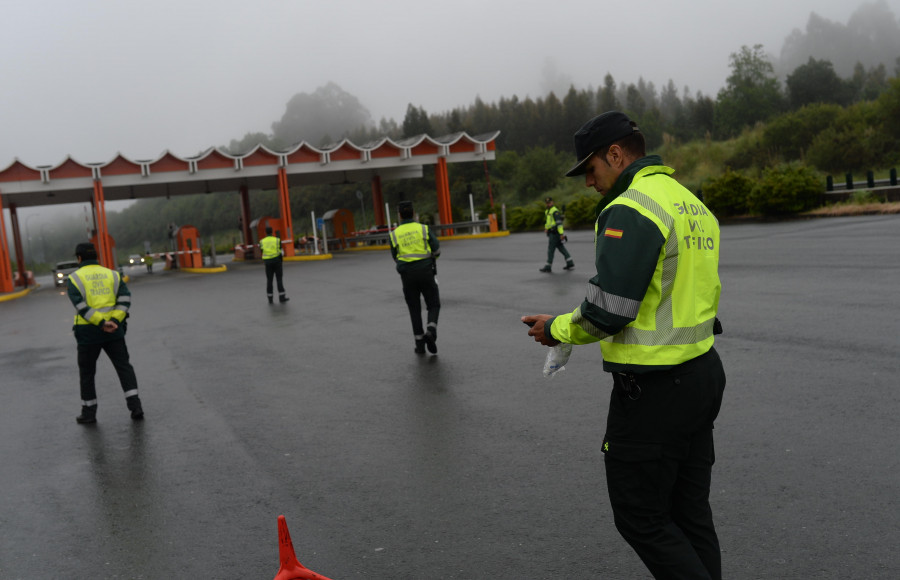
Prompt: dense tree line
<box><xmin>76</xmin><ymin>3</ymin><xmax>900</xmax><ymax>255</ymax></box>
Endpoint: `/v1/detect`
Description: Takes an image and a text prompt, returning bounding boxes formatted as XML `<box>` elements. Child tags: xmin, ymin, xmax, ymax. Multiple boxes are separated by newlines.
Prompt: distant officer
<box><xmin>539</xmin><ymin>196</ymin><xmax>574</xmax><ymax>272</ymax></box>
<box><xmin>260</xmin><ymin>226</ymin><xmax>289</xmax><ymax>304</ymax></box>
<box><xmin>67</xmin><ymin>242</ymin><xmax>143</xmax><ymax>424</ymax></box>
<box><xmin>145</xmin><ymin>252</ymin><xmax>154</xmax><ymax>274</ymax></box>
<box><xmin>390</xmin><ymin>200</ymin><xmax>441</xmax><ymax>354</ymax></box>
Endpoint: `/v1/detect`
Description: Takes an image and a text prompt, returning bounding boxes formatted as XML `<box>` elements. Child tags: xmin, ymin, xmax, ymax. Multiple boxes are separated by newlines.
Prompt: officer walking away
<box><xmin>260</xmin><ymin>226</ymin><xmax>289</xmax><ymax>304</ymax></box>
<box><xmin>522</xmin><ymin>111</ymin><xmax>726</xmax><ymax>579</ymax></box>
<box><xmin>67</xmin><ymin>243</ymin><xmax>143</xmax><ymax>424</ymax></box>
<box><xmin>145</xmin><ymin>252</ymin><xmax>154</xmax><ymax>274</ymax></box>
<box><xmin>390</xmin><ymin>200</ymin><xmax>441</xmax><ymax>354</ymax></box>
<box><xmin>539</xmin><ymin>196</ymin><xmax>574</xmax><ymax>272</ymax></box>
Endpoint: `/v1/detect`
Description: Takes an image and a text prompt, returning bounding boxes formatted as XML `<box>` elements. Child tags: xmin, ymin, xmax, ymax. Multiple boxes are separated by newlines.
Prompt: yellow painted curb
<box><xmin>344</xmin><ymin>231</ymin><xmax>509</xmax><ymax>251</ymax></box>
<box><xmin>344</xmin><ymin>245</ymin><xmax>390</xmax><ymax>252</ymax></box>
<box><xmin>181</xmin><ymin>265</ymin><xmax>228</xmax><ymax>274</ymax></box>
<box><xmin>285</xmin><ymin>254</ymin><xmax>333</xmax><ymax>261</ymax></box>
<box><xmin>0</xmin><ymin>287</ymin><xmax>32</xmax><ymax>302</ymax></box>
<box><xmin>437</xmin><ymin>231</ymin><xmax>510</xmax><ymax>241</ymax></box>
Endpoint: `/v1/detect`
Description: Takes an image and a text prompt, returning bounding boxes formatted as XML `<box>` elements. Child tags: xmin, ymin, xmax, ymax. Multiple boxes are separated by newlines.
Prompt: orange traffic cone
<box><xmin>273</xmin><ymin>515</ymin><xmax>335</xmax><ymax>580</ymax></box>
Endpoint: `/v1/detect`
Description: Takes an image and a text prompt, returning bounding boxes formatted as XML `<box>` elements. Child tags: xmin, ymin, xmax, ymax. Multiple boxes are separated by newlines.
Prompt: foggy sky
<box><xmin>1</xmin><ymin>0</ymin><xmax>897</xmax><ymax>170</ymax></box>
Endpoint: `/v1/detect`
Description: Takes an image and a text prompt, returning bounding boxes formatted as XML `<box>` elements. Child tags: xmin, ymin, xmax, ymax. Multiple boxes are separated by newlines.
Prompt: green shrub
<box><xmin>724</xmin><ymin>138</ymin><xmax>778</xmax><ymax>170</ymax></box>
<box><xmin>806</xmin><ymin>123</ymin><xmax>883</xmax><ymax>174</ymax></box>
<box><xmin>806</xmin><ymin>102</ymin><xmax>895</xmax><ymax>173</ymax></box>
<box><xmin>848</xmin><ymin>190</ymin><xmax>878</xmax><ymax>204</ymax></box>
<box><xmin>762</xmin><ymin>103</ymin><xmax>843</xmax><ymax>160</ymax></box>
<box><xmin>506</xmin><ymin>202</ymin><xmax>545</xmax><ymax>232</ymax></box>
<box><xmin>748</xmin><ymin>163</ymin><xmax>822</xmax><ymax>215</ymax></box>
<box><xmin>563</xmin><ymin>193</ymin><xmax>602</xmax><ymax>228</ymax></box>
<box><xmin>702</xmin><ymin>169</ymin><xmax>755</xmax><ymax>216</ymax></box>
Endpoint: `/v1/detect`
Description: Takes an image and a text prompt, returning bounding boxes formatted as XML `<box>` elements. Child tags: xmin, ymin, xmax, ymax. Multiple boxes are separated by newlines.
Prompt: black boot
<box><xmin>76</xmin><ymin>405</ymin><xmax>97</xmax><ymax>424</ymax></box>
<box><xmin>279</xmin><ymin>295</ymin><xmax>290</xmax><ymax>303</ymax></box>
<box><xmin>539</xmin><ymin>265</ymin><xmax>552</xmax><ymax>273</ymax></box>
<box><xmin>268</xmin><ymin>296</ymin><xmax>274</xmax><ymax>304</ymax></box>
<box><xmin>563</xmin><ymin>261</ymin><xmax>575</xmax><ymax>270</ymax></box>
<box><xmin>424</xmin><ymin>329</ymin><xmax>437</xmax><ymax>354</ymax></box>
<box><xmin>414</xmin><ymin>339</ymin><xmax>426</xmax><ymax>354</ymax></box>
<box><xmin>126</xmin><ymin>395</ymin><xmax>144</xmax><ymax>420</ymax></box>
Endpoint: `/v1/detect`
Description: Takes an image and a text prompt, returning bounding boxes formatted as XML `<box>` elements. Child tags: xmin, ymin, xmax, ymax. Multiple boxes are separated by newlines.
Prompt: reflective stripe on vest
<box><xmin>69</xmin><ymin>265</ymin><xmax>122</xmax><ymax>325</ymax></box>
<box><xmin>587</xmin><ymin>169</ymin><xmax>720</xmax><ymax>366</ymax></box>
<box><xmin>260</xmin><ymin>236</ymin><xmax>281</xmax><ymax>260</ymax></box>
<box><xmin>390</xmin><ymin>223</ymin><xmax>431</xmax><ymax>261</ymax></box>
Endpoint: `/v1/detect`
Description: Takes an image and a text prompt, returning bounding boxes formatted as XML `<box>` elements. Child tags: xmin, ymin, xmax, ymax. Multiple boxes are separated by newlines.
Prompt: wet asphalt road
<box><xmin>1</xmin><ymin>215</ymin><xmax>898</xmax><ymax>580</ymax></box>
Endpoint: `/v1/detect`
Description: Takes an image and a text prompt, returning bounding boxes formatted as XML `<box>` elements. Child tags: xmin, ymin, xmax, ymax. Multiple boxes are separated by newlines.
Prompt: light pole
<box><xmin>25</xmin><ymin>214</ymin><xmax>39</xmax><ymax>270</ymax></box>
<box><xmin>39</xmin><ymin>223</ymin><xmax>49</xmax><ymax>263</ymax></box>
<box><xmin>356</xmin><ymin>190</ymin><xmax>368</xmax><ymax>230</ymax></box>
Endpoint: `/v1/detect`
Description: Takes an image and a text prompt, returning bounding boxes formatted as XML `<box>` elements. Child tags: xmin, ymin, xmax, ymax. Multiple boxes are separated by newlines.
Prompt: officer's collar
<box><xmin>595</xmin><ymin>155</ymin><xmax>663</xmax><ymax>214</ymax></box>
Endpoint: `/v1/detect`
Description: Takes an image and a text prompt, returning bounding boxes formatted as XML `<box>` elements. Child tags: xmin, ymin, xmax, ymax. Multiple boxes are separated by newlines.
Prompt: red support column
<box><xmin>92</xmin><ymin>180</ymin><xmax>114</xmax><ymax>269</ymax></box>
<box><xmin>239</xmin><ymin>184</ymin><xmax>253</xmax><ymax>256</ymax></box>
<box><xmin>371</xmin><ymin>175</ymin><xmax>384</xmax><ymax>226</ymax></box>
<box><xmin>277</xmin><ymin>168</ymin><xmax>295</xmax><ymax>257</ymax></box>
<box><xmin>8</xmin><ymin>204</ymin><xmax>29</xmax><ymax>287</ymax></box>
<box><xmin>0</xmin><ymin>194</ymin><xmax>16</xmax><ymax>292</ymax></box>
<box><xmin>435</xmin><ymin>157</ymin><xmax>453</xmax><ymax>235</ymax></box>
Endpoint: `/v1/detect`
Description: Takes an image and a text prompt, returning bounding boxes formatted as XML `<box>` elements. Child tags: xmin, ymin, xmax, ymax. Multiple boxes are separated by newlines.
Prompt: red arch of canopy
<box><xmin>0</xmin><ymin>131</ymin><xmax>499</xmax><ymax>292</ymax></box>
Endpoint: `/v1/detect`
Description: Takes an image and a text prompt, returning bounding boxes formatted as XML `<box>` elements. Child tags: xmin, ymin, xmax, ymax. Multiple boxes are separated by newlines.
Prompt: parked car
<box><xmin>127</xmin><ymin>254</ymin><xmax>145</xmax><ymax>266</ymax></box>
<box><xmin>52</xmin><ymin>260</ymin><xmax>80</xmax><ymax>287</ymax></box>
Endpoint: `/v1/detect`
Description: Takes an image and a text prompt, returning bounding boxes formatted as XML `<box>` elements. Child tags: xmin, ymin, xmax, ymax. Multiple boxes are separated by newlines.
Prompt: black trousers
<box><xmin>602</xmin><ymin>347</ymin><xmax>726</xmax><ymax>580</ymax></box>
<box><xmin>400</xmin><ymin>268</ymin><xmax>440</xmax><ymax>336</ymax></box>
<box><xmin>264</xmin><ymin>259</ymin><xmax>285</xmax><ymax>297</ymax></box>
<box><xmin>77</xmin><ymin>338</ymin><xmax>138</xmax><ymax>404</ymax></box>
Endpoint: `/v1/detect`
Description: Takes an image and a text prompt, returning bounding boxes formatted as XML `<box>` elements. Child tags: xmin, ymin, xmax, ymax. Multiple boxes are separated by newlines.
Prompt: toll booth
<box><xmin>322</xmin><ymin>208</ymin><xmax>356</xmax><ymax>249</ymax></box>
<box><xmin>174</xmin><ymin>225</ymin><xmax>203</xmax><ymax>268</ymax></box>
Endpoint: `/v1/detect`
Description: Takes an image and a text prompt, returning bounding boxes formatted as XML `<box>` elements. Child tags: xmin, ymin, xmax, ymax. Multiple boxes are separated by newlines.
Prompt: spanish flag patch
<box><xmin>604</xmin><ymin>228</ymin><xmax>624</xmax><ymax>239</ymax></box>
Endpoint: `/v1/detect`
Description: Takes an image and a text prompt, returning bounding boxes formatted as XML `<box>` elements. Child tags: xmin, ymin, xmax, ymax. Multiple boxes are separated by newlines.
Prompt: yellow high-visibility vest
<box><xmin>552</xmin><ymin>165</ymin><xmax>721</xmax><ymax>367</ymax></box>
<box><xmin>68</xmin><ymin>265</ymin><xmax>125</xmax><ymax>326</ymax></box>
<box><xmin>390</xmin><ymin>223</ymin><xmax>432</xmax><ymax>262</ymax></box>
<box><xmin>260</xmin><ymin>236</ymin><xmax>282</xmax><ymax>260</ymax></box>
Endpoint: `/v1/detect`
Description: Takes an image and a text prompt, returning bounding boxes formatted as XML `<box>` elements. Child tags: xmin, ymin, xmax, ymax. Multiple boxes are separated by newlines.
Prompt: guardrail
<box><xmin>827</xmin><ymin>169</ymin><xmax>897</xmax><ymax>191</ymax></box>
<box><xmin>341</xmin><ymin>218</ymin><xmax>495</xmax><ymax>248</ymax></box>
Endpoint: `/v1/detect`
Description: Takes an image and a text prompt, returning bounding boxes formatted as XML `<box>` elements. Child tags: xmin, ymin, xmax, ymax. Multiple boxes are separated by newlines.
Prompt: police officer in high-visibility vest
<box><xmin>67</xmin><ymin>242</ymin><xmax>143</xmax><ymax>424</ymax></box>
<box><xmin>260</xmin><ymin>226</ymin><xmax>289</xmax><ymax>304</ymax></box>
<box><xmin>523</xmin><ymin>111</ymin><xmax>726</xmax><ymax>580</ymax></box>
<box><xmin>390</xmin><ymin>200</ymin><xmax>441</xmax><ymax>354</ymax></box>
<box><xmin>539</xmin><ymin>196</ymin><xmax>574</xmax><ymax>272</ymax></box>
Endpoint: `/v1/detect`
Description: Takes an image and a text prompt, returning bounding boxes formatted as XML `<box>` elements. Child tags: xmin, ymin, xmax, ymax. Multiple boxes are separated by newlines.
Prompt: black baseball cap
<box><xmin>74</xmin><ymin>242</ymin><xmax>97</xmax><ymax>258</ymax></box>
<box><xmin>565</xmin><ymin>111</ymin><xmax>640</xmax><ymax>177</ymax></box>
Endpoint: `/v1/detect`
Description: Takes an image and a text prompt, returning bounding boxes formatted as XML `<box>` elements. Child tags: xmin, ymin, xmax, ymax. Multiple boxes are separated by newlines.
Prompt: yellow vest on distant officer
<box><xmin>68</xmin><ymin>265</ymin><xmax>126</xmax><ymax>326</ymax></box>
<box><xmin>545</xmin><ymin>206</ymin><xmax>564</xmax><ymax>235</ymax></box>
<box><xmin>390</xmin><ymin>223</ymin><xmax>432</xmax><ymax>262</ymax></box>
<box><xmin>260</xmin><ymin>236</ymin><xmax>282</xmax><ymax>260</ymax></box>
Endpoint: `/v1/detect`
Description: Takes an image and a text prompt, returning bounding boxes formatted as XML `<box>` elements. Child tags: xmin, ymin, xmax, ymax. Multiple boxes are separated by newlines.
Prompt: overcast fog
<box><xmin>1</xmin><ymin>0</ymin><xmax>898</xmax><ymax>170</ymax></box>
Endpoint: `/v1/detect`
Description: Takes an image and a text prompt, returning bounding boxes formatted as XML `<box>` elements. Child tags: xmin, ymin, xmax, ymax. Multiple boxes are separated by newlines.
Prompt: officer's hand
<box><xmin>102</xmin><ymin>320</ymin><xmax>118</xmax><ymax>333</ymax></box>
<box><xmin>562</xmin><ymin>235</ymin><xmax>568</xmax><ymax>242</ymax></box>
<box><xmin>521</xmin><ymin>314</ymin><xmax>559</xmax><ymax>346</ymax></box>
